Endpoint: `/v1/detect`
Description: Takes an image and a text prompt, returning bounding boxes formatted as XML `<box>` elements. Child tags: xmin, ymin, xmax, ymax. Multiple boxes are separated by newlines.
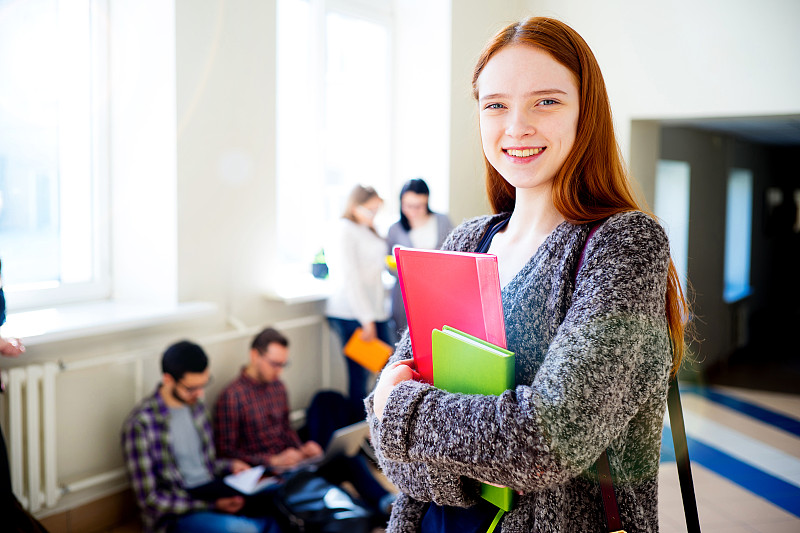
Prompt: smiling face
<box><xmin>476</xmin><ymin>44</ymin><xmax>579</xmax><ymax>195</ymax></box>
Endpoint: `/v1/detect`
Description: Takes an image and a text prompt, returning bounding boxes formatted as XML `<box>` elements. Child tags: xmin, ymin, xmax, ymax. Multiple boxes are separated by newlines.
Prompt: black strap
<box><xmin>596</xmin><ymin>450</ymin><xmax>623</xmax><ymax>531</ymax></box>
<box><xmin>596</xmin><ymin>378</ymin><xmax>700</xmax><ymax>533</ymax></box>
<box><xmin>474</xmin><ymin>216</ymin><xmax>510</xmax><ymax>254</ymax></box>
<box><xmin>575</xmin><ymin>222</ymin><xmax>700</xmax><ymax>532</ymax></box>
<box><xmin>667</xmin><ymin>377</ymin><xmax>702</xmax><ymax>533</ymax></box>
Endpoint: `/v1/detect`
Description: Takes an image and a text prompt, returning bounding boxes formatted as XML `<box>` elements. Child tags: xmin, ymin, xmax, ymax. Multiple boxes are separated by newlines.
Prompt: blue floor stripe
<box><xmin>662</xmin><ymin>426</ymin><xmax>800</xmax><ymax>518</ymax></box>
<box><xmin>660</xmin><ymin>428</ymin><xmax>676</xmax><ymax>463</ymax></box>
<box><xmin>681</xmin><ymin>385</ymin><xmax>800</xmax><ymax>437</ymax></box>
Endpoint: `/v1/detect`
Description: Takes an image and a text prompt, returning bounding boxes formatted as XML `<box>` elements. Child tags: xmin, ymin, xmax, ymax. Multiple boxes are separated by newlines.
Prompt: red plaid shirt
<box><xmin>213</xmin><ymin>369</ymin><xmax>303</xmax><ymax>466</ymax></box>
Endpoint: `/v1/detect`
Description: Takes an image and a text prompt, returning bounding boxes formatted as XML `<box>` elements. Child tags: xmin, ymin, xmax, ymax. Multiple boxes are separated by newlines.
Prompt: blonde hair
<box><xmin>342</xmin><ymin>185</ymin><xmax>382</xmax><ymax>233</ymax></box>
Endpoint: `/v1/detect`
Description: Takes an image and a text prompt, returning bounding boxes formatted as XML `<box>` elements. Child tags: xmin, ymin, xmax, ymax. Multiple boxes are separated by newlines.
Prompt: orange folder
<box><xmin>394</xmin><ymin>247</ymin><xmax>506</xmax><ymax>384</ymax></box>
<box><xmin>343</xmin><ymin>328</ymin><xmax>393</xmax><ymax>373</ymax></box>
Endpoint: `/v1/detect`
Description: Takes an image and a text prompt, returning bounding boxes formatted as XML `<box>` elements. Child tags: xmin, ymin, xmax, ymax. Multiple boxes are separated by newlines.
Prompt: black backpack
<box><xmin>272</xmin><ymin>470</ymin><xmax>374</xmax><ymax>533</ymax></box>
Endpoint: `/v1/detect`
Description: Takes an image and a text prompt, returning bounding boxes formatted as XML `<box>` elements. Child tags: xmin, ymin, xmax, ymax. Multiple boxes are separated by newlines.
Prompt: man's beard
<box><xmin>171</xmin><ymin>387</ymin><xmax>194</xmax><ymax>405</ymax></box>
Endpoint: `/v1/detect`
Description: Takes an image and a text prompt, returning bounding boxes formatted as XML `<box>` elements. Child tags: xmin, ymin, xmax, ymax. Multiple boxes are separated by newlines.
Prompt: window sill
<box><xmin>263</xmin><ymin>269</ymin><xmax>331</xmax><ymax>305</ymax></box>
<box><xmin>1</xmin><ymin>300</ymin><xmax>218</xmax><ymax>347</ymax></box>
<box><xmin>262</xmin><ymin>267</ymin><xmax>394</xmax><ymax>306</ymax></box>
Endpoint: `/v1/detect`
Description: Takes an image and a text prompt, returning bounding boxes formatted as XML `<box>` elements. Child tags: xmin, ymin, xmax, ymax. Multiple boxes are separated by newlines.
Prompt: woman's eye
<box><xmin>538</xmin><ymin>99</ymin><xmax>557</xmax><ymax>106</ymax></box>
<box><xmin>484</xmin><ymin>103</ymin><xmax>505</xmax><ymax>110</ymax></box>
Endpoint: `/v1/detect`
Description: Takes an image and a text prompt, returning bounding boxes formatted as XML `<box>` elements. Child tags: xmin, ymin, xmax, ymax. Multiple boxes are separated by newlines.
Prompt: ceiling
<box><xmin>663</xmin><ymin>115</ymin><xmax>800</xmax><ymax>147</ymax></box>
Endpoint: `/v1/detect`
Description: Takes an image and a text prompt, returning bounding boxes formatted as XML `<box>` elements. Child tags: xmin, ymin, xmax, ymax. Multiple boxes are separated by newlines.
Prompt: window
<box><xmin>723</xmin><ymin>168</ymin><xmax>753</xmax><ymax>302</ymax></box>
<box><xmin>0</xmin><ymin>0</ymin><xmax>109</xmax><ymax>309</ymax></box>
<box><xmin>275</xmin><ymin>0</ymin><xmax>451</xmax><ymax>271</ymax></box>
<box><xmin>654</xmin><ymin>160</ymin><xmax>691</xmax><ymax>288</ymax></box>
<box><xmin>276</xmin><ymin>0</ymin><xmax>393</xmax><ymax>267</ymax></box>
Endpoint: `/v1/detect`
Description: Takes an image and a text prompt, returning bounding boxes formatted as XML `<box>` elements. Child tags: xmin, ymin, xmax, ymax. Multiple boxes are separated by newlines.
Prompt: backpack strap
<box><xmin>576</xmin><ymin>223</ymin><xmax>624</xmax><ymax>532</ymax></box>
<box><xmin>668</xmin><ymin>377</ymin><xmax>702</xmax><ymax>532</ymax></box>
<box><xmin>576</xmin><ymin>223</ymin><xmax>600</xmax><ymax>274</ymax></box>
<box><xmin>576</xmin><ymin>221</ymin><xmax>700</xmax><ymax>533</ymax></box>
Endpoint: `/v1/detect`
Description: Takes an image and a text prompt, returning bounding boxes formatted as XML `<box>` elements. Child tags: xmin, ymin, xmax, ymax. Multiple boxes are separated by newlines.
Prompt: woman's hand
<box><xmin>360</xmin><ymin>322</ymin><xmax>377</xmax><ymax>342</ymax></box>
<box><xmin>0</xmin><ymin>337</ymin><xmax>24</xmax><ymax>357</ymax></box>
<box><xmin>373</xmin><ymin>358</ymin><xmax>419</xmax><ymax>421</ymax></box>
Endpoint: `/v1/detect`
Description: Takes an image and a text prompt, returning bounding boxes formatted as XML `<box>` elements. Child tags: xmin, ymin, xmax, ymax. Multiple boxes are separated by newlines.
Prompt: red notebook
<box><xmin>394</xmin><ymin>247</ymin><xmax>506</xmax><ymax>384</ymax></box>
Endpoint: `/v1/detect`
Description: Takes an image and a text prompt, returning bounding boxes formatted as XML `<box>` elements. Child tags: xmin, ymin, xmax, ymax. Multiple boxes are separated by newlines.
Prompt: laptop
<box><xmin>273</xmin><ymin>420</ymin><xmax>369</xmax><ymax>473</ymax></box>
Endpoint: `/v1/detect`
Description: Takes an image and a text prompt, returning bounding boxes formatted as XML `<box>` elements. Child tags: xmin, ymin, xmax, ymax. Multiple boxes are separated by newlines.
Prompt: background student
<box><xmin>324</xmin><ymin>184</ymin><xmax>395</xmax><ymax>415</ymax></box>
<box><xmin>121</xmin><ymin>340</ymin><xmax>282</xmax><ymax>533</ymax></box>
<box><xmin>214</xmin><ymin>327</ymin><xmax>396</xmax><ymax>520</ymax></box>
<box><xmin>385</xmin><ymin>178</ymin><xmax>453</xmax><ymax>335</ymax></box>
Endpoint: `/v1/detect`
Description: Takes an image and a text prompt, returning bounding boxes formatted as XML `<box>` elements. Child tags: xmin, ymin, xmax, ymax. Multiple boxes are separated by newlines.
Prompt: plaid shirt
<box><xmin>121</xmin><ymin>387</ymin><xmax>234</xmax><ymax>533</ymax></box>
<box><xmin>214</xmin><ymin>370</ymin><xmax>302</xmax><ymax>466</ymax></box>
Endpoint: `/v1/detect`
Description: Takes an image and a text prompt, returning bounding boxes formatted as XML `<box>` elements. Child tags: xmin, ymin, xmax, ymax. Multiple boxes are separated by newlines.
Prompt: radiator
<box><xmin>1</xmin><ymin>363</ymin><xmax>60</xmax><ymax>512</ymax></box>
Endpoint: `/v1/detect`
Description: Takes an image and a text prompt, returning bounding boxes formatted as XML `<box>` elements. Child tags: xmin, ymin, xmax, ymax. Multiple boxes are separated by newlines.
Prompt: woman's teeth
<box><xmin>507</xmin><ymin>148</ymin><xmax>544</xmax><ymax>157</ymax></box>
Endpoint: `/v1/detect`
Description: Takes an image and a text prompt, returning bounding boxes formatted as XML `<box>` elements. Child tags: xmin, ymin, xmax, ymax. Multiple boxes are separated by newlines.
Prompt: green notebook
<box><xmin>431</xmin><ymin>326</ymin><xmax>516</xmax><ymax>512</ymax></box>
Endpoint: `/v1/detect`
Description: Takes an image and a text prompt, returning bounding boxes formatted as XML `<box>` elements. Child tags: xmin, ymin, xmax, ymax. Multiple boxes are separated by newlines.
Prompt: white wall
<box><xmin>447</xmin><ymin>0</ymin><xmax>528</xmax><ymax>224</ymax></box>
<box><xmin>110</xmin><ymin>0</ymin><xmax>178</xmax><ymax>304</ymax></box>
<box><xmin>175</xmin><ymin>0</ymin><xmax>278</xmax><ymax>320</ymax></box>
<box><xmin>173</xmin><ymin>0</ymin><xmax>346</xmax><ymax>424</ymax></box>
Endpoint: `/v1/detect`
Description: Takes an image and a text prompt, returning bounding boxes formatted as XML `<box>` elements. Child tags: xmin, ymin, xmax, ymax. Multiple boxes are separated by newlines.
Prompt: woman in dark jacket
<box><xmin>386</xmin><ymin>178</ymin><xmax>453</xmax><ymax>335</ymax></box>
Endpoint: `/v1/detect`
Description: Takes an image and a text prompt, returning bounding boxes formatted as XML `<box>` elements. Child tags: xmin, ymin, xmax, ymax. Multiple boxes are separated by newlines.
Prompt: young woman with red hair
<box><xmin>367</xmin><ymin>16</ymin><xmax>689</xmax><ymax>533</ymax></box>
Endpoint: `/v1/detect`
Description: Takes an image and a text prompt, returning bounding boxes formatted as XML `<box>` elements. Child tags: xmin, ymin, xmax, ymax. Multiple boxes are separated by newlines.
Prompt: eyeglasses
<box><xmin>177</xmin><ymin>374</ymin><xmax>213</xmax><ymax>394</ymax></box>
<box><xmin>266</xmin><ymin>359</ymin><xmax>290</xmax><ymax>369</ymax></box>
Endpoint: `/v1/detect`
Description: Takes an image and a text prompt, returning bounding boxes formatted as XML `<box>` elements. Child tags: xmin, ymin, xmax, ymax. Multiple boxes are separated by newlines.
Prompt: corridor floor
<box><xmin>658</xmin><ymin>385</ymin><xmax>800</xmax><ymax>532</ymax></box>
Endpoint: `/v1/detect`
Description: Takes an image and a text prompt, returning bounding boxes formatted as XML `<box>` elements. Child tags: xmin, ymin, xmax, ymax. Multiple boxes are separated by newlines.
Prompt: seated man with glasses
<box><xmin>214</xmin><ymin>327</ymin><xmax>396</xmax><ymax>520</ymax></box>
<box><xmin>121</xmin><ymin>340</ymin><xmax>282</xmax><ymax>533</ymax></box>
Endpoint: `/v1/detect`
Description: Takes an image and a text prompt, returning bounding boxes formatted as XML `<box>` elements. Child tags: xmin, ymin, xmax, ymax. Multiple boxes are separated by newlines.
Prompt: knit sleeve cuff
<box><xmin>378</xmin><ymin>380</ymin><xmax>432</xmax><ymax>462</ymax></box>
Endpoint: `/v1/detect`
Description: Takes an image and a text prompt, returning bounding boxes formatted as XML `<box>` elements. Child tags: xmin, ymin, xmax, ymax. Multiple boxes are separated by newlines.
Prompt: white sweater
<box><xmin>325</xmin><ymin>218</ymin><xmax>390</xmax><ymax>325</ymax></box>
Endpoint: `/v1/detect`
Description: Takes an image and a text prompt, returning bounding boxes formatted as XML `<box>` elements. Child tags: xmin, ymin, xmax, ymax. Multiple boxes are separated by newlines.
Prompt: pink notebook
<box><xmin>394</xmin><ymin>247</ymin><xmax>506</xmax><ymax>384</ymax></box>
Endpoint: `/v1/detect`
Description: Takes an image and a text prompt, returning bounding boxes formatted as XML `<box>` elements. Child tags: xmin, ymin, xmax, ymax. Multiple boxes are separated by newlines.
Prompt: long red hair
<box><xmin>472</xmin><ymin>17</ymin><xmax>689</xmax><ymax>374</ymax></box>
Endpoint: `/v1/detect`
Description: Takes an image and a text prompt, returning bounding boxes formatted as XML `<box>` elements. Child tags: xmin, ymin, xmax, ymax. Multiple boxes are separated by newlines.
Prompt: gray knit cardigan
<box><xmin>365</xmin><ymin>210</ymin><xmax>673</xmax><ymax>533</ymax></box>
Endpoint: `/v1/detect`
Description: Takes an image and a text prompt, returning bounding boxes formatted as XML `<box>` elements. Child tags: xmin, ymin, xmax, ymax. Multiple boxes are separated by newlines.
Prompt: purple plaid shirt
<box><xmin>121</xmin><ymin>386</ymin><xmax>234</xmax><ymax>533</ymax></box>
<box><xmin>214</xmin><ymin>370</ymin><xmax>302</xmax><ymax>466</ymax></box>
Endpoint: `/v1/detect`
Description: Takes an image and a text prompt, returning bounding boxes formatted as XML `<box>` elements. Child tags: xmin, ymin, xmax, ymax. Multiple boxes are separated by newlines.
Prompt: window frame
<box><xmin>1</xmin><ymin>0</ymin><xmax>111</xmax><ymax>311</ymax></box>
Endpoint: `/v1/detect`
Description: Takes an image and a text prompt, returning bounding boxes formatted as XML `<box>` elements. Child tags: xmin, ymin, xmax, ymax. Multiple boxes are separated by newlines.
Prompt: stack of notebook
<box><xmin>394</xmin><ymin>247</ymin><xmax>515</xmax><ymax>512</ymax></box>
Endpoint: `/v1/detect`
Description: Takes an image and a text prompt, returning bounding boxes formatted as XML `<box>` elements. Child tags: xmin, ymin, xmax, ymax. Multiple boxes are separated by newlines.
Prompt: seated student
<box><xmin>214</xmin><ymin>327</ymin><xmax>396</xmax><ymax>519</ymax></box>
<box><xmin>121</xmin><ymin>340</ymin><xmax>283</xmax><ymax>533</ymax></box>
